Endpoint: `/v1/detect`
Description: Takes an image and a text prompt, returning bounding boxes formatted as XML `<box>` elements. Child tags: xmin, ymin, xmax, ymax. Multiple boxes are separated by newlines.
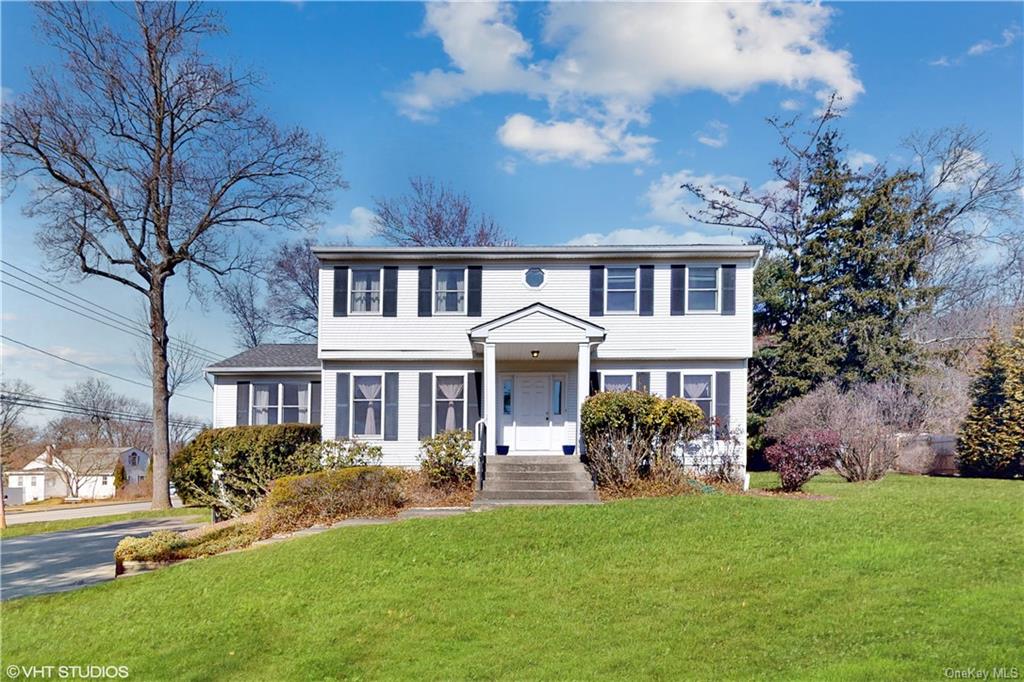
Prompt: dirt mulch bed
<box><xmin>400</xmin><ymin>471</ymin><xmax>475</xmax><ymax>507</ymax></box>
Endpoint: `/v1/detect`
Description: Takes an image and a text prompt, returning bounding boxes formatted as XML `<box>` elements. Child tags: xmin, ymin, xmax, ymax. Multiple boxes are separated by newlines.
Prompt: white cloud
<box><xmin>695</xmin><ymin>120</ymin><xmax>728</xmax><ymax>148</ymax></box>
<box><xmin>929</xmin><ymin>149</ymin><xmax>989</xmax><ymax>193</ymax></box>
<box><xmin>780</xmin><ymin>98</ymin><xmax>802</xmax><ymax>111</ymax></box>
<box><xmin>967</xmin><ymin>26</ymin><xmax>1020</xmax><ymax>56</ymax></box>
<box><xmin>497</xmin><ymin>157</ymin><xmax>518</xmax><ymax>175</ymax></box>
<box><xmin>398</xmin><ymin>2</ymin><xmax>863</xmax><ymax>165</ymax></box>
<box><xmin>928</xmin><ymin>57</ymin><xmax>953</xmax><ymax>68</ymax></box>
<box><xmin>847</xmin><ymin>150</ymin><xmax>878</xmax><ymax>171</ymax></box>
<box><xmin>324</xmin><ymin>206</ymin><xmax>377</xmax><ymax>244</ymax></box>
<box><xmin>566</xmin><ymin>226</ymin><xmax>743</xmax><ymax>246</ymax></box>
<box><xmin>497</xmin><ymin>113</ymin><xmax>656</xmax><ymax>165</ymax></box>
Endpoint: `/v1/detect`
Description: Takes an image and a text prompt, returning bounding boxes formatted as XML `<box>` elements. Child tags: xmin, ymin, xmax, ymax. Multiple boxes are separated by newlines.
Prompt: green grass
<box><xmin>2</xmin><ymin>475</ymin><xmax>1021</xmax><ymax>680</ymax></box>
<box><xmin>0</xmin><ymin>507</ymin><xmax>210</xmax><ymax>540</ymax></box>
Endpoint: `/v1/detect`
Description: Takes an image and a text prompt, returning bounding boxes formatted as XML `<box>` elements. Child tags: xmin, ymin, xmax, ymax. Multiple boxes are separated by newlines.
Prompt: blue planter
<box><xmin>562</xmin><ymin>445</ymin><xmax>576</xmax><ymax>456</ymax></box>
<box><xmin>496</xmin><ymin>445</ymin><xmax>510</xmax><ymax>455</ymax></box>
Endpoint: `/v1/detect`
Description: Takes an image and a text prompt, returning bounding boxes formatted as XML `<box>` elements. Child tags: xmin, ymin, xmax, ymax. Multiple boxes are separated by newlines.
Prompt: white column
<box><xmin>576</xmin><ymin>342</ymin><xmax>590</xmax><ymax>451</ymax></box>
<box><xmin>484</xmin><ymin>342</ymin><xmax>497</xmax><ymax>455</ymax></box>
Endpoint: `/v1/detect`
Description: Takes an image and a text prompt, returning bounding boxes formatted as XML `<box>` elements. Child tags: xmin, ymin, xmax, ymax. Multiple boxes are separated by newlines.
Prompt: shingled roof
<box><xmin>207</xmin><ymin>344</ymin><xmax>319</xmax><ymax>371</ymax></box>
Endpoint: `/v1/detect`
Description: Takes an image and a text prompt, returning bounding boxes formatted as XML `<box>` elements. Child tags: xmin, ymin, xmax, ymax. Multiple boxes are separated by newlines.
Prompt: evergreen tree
<box><xmin>957</xmin><ymin>322</ymin><xmax>1024</xmax><ymax>478</ymax></box>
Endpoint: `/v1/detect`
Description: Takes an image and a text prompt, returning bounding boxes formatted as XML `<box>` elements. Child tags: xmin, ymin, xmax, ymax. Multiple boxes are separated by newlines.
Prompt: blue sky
<box><xmin>2</xmin><ymin>1</ymin><xmax>1022</xmax><ymax>424</ymax></box>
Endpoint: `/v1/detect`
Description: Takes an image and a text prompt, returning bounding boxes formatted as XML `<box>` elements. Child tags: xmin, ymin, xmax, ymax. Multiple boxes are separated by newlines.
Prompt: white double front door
<box><xmin>505</xmin><ymin>373</ymin><xmax>566</xmax><ymax>452</ymax></box>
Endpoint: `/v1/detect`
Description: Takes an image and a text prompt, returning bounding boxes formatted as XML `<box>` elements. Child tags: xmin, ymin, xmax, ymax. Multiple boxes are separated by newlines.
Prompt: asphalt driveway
<box><xmin>6</xmin><ymin>498</ymin><xmax>181</xmax><ymax>525</ymax></box>
<box><xmin>1</xmin><ymin>517</ymin><xmax>200</xmax><ymax>601</ymax></box>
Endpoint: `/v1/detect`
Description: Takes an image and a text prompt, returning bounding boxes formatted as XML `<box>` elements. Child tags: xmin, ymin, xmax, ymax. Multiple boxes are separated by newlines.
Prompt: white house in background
<box><xmin>206</xmin><ymin>245</ymin><xmax>762</xmax><ymax>473</ymax></box>
<box><xmin>3</xmin><ymin>447</ymin><xmax>149</xmax><ymax>502</ymax></box>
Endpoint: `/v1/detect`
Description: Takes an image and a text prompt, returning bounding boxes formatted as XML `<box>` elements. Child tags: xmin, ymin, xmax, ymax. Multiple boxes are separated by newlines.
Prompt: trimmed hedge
<box><xmin>170</xmin><ymin>424</ymin><xmax>322</xmax><ymax>516</ymax></box>
<box><xmin>258</xmin><ymin>467</ymin><xmax>405</xmax><ymax>537</ymax></box>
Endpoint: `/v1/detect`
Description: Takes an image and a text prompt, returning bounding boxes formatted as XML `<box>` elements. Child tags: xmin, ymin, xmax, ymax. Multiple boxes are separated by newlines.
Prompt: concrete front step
<box><xmin>485</xmin><ymin>472</ymin><xmax>593</xmax><ymax>483</ymax></box>
<box><xmin>476</xmin><ymin>489</ymin><xmax>600</xmax><ymax>502</ymax></box>
<box><xmin>484</xmin><ymin>463</ymin><xmax>585</xmax><ymax>474</ymax></box>
<box><xmin>482</xmin><ymin>479</ymin><xmax>591</xmax><ymax>492</ymax></box>
<box><xmin>485</xmin><ymin>455</ymin><xmax>580</xmax><ymax>465</ymax></box>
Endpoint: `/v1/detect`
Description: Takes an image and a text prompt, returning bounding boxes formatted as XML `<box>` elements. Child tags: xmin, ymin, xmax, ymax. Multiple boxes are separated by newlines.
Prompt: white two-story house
<box><xmin>207</xmin><ymin>245</ymin><xmax>762</xmax><ymax>471</ymax></box>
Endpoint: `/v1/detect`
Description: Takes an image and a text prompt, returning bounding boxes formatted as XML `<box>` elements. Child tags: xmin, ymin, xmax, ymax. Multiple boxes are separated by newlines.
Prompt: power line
<box><xmin>0</xmin><ymin>260</ymin><xmax>227</xmax><ymax>362</ymax></box>
<box><xmin>0</xmin><ymin>334</ymin><xmax>212</xmax><ymax>404</ymax></box>
<box><xmin>1</xmin><ymin>392</ymin><xmax>207</xmax><ymax>429</ymax></box>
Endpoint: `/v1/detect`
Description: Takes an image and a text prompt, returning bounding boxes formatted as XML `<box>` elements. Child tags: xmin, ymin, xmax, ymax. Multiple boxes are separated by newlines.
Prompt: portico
<box><xmin>469</xmin><ymin>303</ymin><xmax>605</xmax><ymax>456</ymax></box>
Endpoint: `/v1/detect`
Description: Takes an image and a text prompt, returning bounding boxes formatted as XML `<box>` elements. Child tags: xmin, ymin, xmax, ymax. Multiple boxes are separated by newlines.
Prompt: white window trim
<box><xmin>605</xmin><ymin>265</ymin><xmax>639</xmax><ymax>315</ymax></box>
<box><xmin>432</xmin><ymin>371</ymin><xmax>470</xmax><ymax>436</ymax></box>
<box><xmin>685</xmin><ymin>265</ymin><xmax>720</xmax><ymax>315</ymax></box>
<box><xmin>500</xmin><ymin>375</ymin><xmax>514</xmax><ymax>418</ymax></box>
<box><xmin>349</xmin><ymin>266</ymin><xmax>384</xmax><ymax>316</ymax></box>
<box><xmin>601</xmin><ymin>371</ymin><xmax>636</xmax><ymax>391</ymax></box>
<box><xmin>522</xmin><ymin>267</ymin><xmax>548</xmax><ymax>290</ymax></box>
<box><xmin>351</xmin><ymin>372</ymin><xmax>386</xmax><ymax>439</ymax></box>
<box><xmin>680</xmin><ymin>372</ymin><xmax>715</xmax><ymax>422</ymax></box>
<box><xmin>433</xmin><ymin>266</ymin><xmax>468</xmax><ymax>315</ymax></box>
<box><xmin>250</xmin><ymin>381</ymin><xmax>314</xmax><ymax>426</ymax></box>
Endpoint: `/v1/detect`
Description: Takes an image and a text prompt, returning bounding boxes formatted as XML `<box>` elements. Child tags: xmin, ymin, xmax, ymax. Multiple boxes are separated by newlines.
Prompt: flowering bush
<box><xmin>764</xmin><ymin>429</ymin><xmax>841</xmax><ymax>492</ymax></box>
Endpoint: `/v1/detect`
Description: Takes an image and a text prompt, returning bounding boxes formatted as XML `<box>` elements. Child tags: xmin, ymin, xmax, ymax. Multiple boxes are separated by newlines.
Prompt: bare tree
<box><xmin>266</xmin><ymin>239</ymin><xmax>321</xmax><ymax>340</ymax></box>
<box><xmin>373</xmin><ymin>177</ymin><xmax>513</xmax><ymax>246</ymax></box>
<box><xmin>219</xmin><ymin>277</ymin><xmax>274</xmax><ymax>350</ymax></box>
<box><xmin>2</xmin><ymin>3</ymin><xmax>344</xmax><ymax>508</ymax></box>
<box><xmin>0</xmin><ymin>379</ymin><xmax>38</xmax><ymax>528</ymax></box>
<box><xmin>132</xmin><ymin>316</ymin><xmax>206</xmax><ymax>396</ymax></box>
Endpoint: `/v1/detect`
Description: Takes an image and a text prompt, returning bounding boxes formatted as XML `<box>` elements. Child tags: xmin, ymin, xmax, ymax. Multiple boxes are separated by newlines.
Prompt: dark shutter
<box><xmin>636</xmin><ymin>372</ymin><xmax>650</xmax><ymax>393</ymax></box>
<box><xmin>670</xmin><ymin>264</ymin><xmax>686</xmax><ymax>316</ymax></box>
<box><xmin>418</xmin><ymin>372</ymin><xmax>433</xmax><ymax>439</ymax></box>
<box><xmin>418</xmin><ymin>266</ymin><xmax>433</xmax><ymax>317</ymax></box>
<box><xmin>589</xmin><ymin>265</ymin><xmax>604</xmax><ymax>317</ymax></box>
<box><xmin>721</xmin><ymin>265</ymin><xmax>736</xmax><ymax>316</ymax></box>
<box><xmin>467</xmin><ymin>266</ymin><xmax>482</xmax><ymax>317</ymax></box>
<box><xmin>383</xmin><ymin>267</ymin><xmax>398</xmax><ymax>317</ymax></box>
<box><xmin>235</xmin><ymin>381</ymin><xmax>250</xmax><ymax>426</ymax></box>
<box><xmin>384</xmin><ymin>372</ymin><xmax>399</xmax><ymax>441</ymax></box>
<box><xmin>639</xmin><ymin>265</ymin><xmax>654</xmax><ymax>316</ymax></box>
<box><xmin>666</xmin><ymin>372</ymin><xmax>680</xmax><ymax>398</ymax></box>
<box><xmin>715</xmin><ymin>371</ymin><xmax>730</xmax><ymax>440</ymax></box>
<box><xmin>334</xmin><ymin>373</ymin><xmax>350</xmax><ymax>439</ymax></box>
<box><xmin>589</xmin><ymin>371</ymin><xmax>600</xmax><ymax>396</ymax></box>
<box><xmin>333</xmin><ymin>267</ymin><xmax>348</xmax><ymax>317</ymax></box>
<box><xmin>467</xmin><ymin>371</ymin><xmax>482</xmax><ymax>432</ymax></box>
<box><xmin>310</xmin><ymin>382</ymin><xmax>321</xmax><ymax>425</ymax></box>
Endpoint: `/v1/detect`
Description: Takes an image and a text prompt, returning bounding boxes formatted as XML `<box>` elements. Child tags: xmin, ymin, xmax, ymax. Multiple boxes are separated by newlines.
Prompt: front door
<box><xmin>514</xmin><ymin>375</ymin><xmax>551</xmax><ymax>451</ymax></box>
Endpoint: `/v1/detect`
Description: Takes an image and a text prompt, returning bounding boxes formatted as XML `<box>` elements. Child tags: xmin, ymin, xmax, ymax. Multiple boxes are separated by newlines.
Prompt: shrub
<box><xmin>765</xmin><ymin>429</ymin><xmax>841</xmax><ymax>492</ymax></box>
<box><xmin>957</xmin><ymin>323</ymin><xmax>1024</xmax><ymax>478</ymax></box>
<box><xmin>115</xmin><ymin>522</ymin><xmax>259</xmax><ymax>563</ymax></box>
<box><xmin>259</xmin><ymin>467</ymin><xmax>405</xmax><ymax>536</ymax></box>
<box><xmin>418</xmin><ymin>430</ymin><xmax>475</xmax><ymax>488</ymax></box>
<box><xmin>169</xmin><ymin>424</ymin><xmax>322</xmax><ymax>516</ymax></box>
<box><xmin>113</xmin><ymin>460</ymin><xmax>127</xmax><ymax>489</ymax></box>
<box><xmin>580</xmin><ymin>390</ymin><xmax>705</xmax><ymax>490</ymax></box>
<box><xmin>294</xmin><ymin>438</ymin><xmax>383</xmax><ymax>470</ymax></box>
<box><xmin>767</xmin><ymin>382</ymin><xmax>924</xmax><ymax>482</ymax></box>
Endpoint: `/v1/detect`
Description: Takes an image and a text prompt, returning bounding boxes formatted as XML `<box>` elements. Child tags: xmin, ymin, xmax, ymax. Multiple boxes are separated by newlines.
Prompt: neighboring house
<box><xmin>4</xmin><ymin>447</ymin><xmax>149</xmax><ymax>501</ymax></box>
<box><xmin>207</xmin><ymin>245</ymin><xmax>762</xmax><ymax>471</ymax></box>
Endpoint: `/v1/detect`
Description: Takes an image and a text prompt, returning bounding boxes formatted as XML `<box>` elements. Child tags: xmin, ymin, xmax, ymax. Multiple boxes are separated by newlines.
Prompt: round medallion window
<box><xmin>525</xmin><ymin>267</ymin><xmax>545</xmax><ymax>288</ymax></box>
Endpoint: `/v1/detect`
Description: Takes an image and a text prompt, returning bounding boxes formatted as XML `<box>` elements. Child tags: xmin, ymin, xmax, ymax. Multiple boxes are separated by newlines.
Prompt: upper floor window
<box><xmin>350</xmin><ymin>268</ymin><xmax>381</xmax><ymax>314</ymax></box>
<box><xmin>525</xmin><ymin>267</ymin><xmax>545</xmax><ymax>288</ymax></box>
<box><xmin>129</xmin><ymin>453</ymin><xmax>139</xmax><ymax>467</ymax></box>
<box><xmin>688</xmin><ymin>267</ymin><xmax>718</xmax><ymax>312</ymax></box>
<box><xmin>435</xmin><ymin>267</ymin><xmax>466</xmax><ymax>314</ymax></box>
<box><xmin>606</xmin><ymin>266</ymin><xmax>637</xmax><ymax>313</ymax></box>
<box><xmin>352</xmin><ymin>375</ymin><xmax>383</xmax><ymax>437</ymax></box>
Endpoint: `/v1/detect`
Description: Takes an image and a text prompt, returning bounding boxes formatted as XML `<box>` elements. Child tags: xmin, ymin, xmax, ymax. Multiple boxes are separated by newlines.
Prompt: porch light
<box><xmin>531</xmin><ymin>349</ymin><xmax>540</xmax><ymax>358</ymax></box>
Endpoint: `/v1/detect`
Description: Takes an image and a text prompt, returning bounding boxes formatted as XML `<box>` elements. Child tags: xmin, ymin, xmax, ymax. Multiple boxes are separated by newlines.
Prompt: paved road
<box><xmin>6</xmin><ymin>499</ymin><xmax>181</xmax><ymax>525</ymax></box>
<box><xmin>1</xmin><ymin>517</ymin><xmax>200</xmax><ymax>601</ymax></box>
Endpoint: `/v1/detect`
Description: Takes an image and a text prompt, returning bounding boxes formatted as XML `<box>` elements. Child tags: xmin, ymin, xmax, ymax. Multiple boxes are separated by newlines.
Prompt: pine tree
<box><xmin>957</xmin><ymin>323</ymin><xmax>1024</xmax><ymax>478</ymax></box>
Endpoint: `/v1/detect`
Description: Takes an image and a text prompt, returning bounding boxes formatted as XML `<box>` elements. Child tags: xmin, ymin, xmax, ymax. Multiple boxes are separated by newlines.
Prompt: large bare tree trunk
<box><xmin>149</xmin><ymin>280</ymin><xmax>172</xmax><ymax>510</ymax></box>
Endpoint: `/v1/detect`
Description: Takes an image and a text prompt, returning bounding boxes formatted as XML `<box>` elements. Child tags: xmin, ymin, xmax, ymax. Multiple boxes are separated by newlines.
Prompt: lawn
<box><xmin>0</xmin><ymin>507</ymin><xmax>210</xmax><ymax>540</ymax></box>
<box><xmin>1</xmin><ymin>475</ymin><xmax>1020</xmax><ymax>680</ymax></box>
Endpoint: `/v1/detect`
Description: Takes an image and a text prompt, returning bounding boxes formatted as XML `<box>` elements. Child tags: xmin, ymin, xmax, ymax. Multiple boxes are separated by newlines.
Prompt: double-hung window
<box><xmin>252</xmin><ymin>383</ymin><xmax>279</xmax><ymax>425</ymax></box>
<box><xmin>350</xmin><ymin>268</ymin><xmax>381</xmax><ymax>314</ymax></box>
<box><xmin>687</xmin><ymin>267</ymin><xmax>718</xmax><ymax>312</ymax></box>
<box><xmin>252</xmin><ymin>382</ymin><xmax>311</xmax><ymax>425</ymax></box>
<box><xmin>435</xmin><ymin>267</ymin><xmax>466</xmax><ymax>314</ymax></box>
<box><xmin>282</xmin><ymin>383</ymin><xmax>309</xmax><ymax>424</ymax></box>
<box><xmin>683</xmin><ymin>374</ymin><xmax>713</xmax><ymax>421</ymax></box>
<box><xmin>603</xmin><ymin>374</ymin><xmax>634</xmax><ymax>392</ymax></box>
<box><xmin>606</xmin><ymin>266</ymin><xmax>638</xmax><ymax>313</ymax></box>
<box><xmin>435</xmin><ymin>375</ymin><xmax>465</xmax><ymax>433</ymax></box>
<box><xmin>352</xmin><ymin>375</ymin><xmax>383</xmax><ymax>437</ymax></box>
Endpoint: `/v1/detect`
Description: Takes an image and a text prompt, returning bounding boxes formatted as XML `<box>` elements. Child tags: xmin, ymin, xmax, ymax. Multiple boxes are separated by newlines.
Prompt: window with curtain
<box><xmin>688</xmin><ymin>267</ymin><xmax>718</xmax><ymax>311</ymax></box>
<box><xmin>552</xmin><ymin>378</ymin><xmax>563</xmax><ymax>415</ymax></box>
<box><xmin>350</xmin><ymin>268</ymin><xmax>381</xmax><ymax>313</ymax></box>
<box><xmin>282</xmin><ymin>383</ymin><xmax>309</xmax><ymax>423</ymax></box>
<box><xmin>603</xmin><ymin>374</ymin><xmax>633</xmax><ymax>392</ymax></box>
<box><xmin>683</xmin><ymin>374</ymin><xmax>713</xmax><ymax>420</ymax></box>
<box><xmin>435</xmin><ymin>268</ymin><xmax>465</xmax><ymax>313</ymax></box>
<box><xmin>606</xmin><ymin>266</ymin><xmax>638</xmax><ymax>312</ymax></box>
<box><xmin>502</xmin><ymin>378</ymin><xmax>513</xmax><ymax>416</ymax></box>
<box><xmin>353</xmin><ymin>376</ymin><xmax>383</xmax><ymax>437</ymax></box>
<box><xmin>435</xmin><ymin>375</ymin><xmax>465</xmax><ymax>433</ymax></box>
<box><xmin>252</xmin><ymin>383</ymin><xmax>278</xmax><ymax>425</ymax></box>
